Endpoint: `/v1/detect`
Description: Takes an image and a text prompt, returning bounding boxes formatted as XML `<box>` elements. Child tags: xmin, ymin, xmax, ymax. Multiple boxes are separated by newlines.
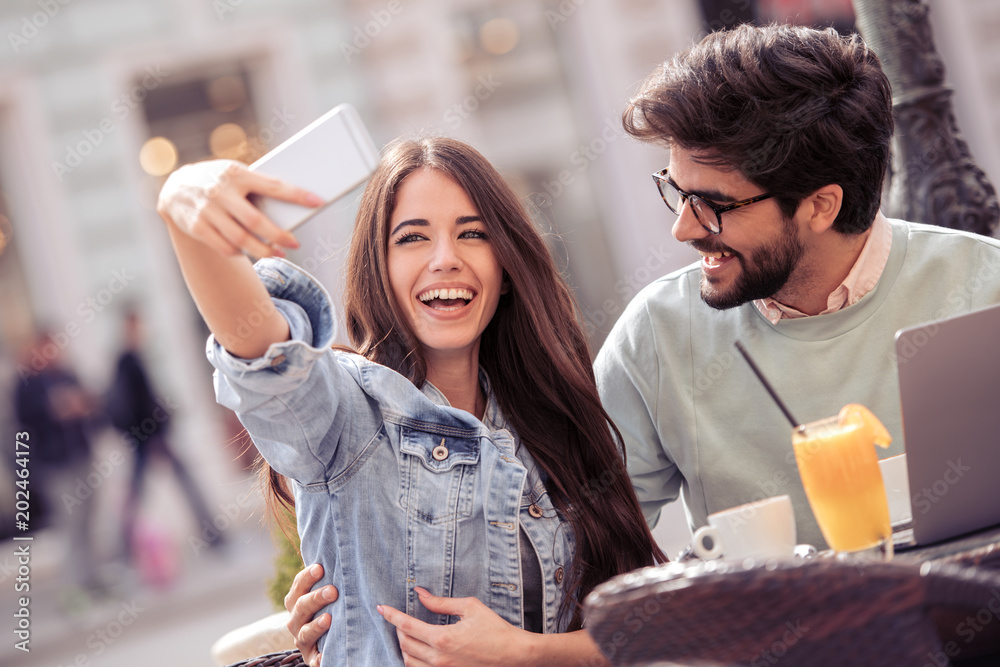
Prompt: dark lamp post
<box><xmin>852</xmin><ymin>0</ymin><xmax>998</xmax><ymax>236</ymax></box>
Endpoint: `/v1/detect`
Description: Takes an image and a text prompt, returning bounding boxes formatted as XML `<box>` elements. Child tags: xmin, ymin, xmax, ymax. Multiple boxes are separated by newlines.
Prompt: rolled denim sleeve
<box><xmin>206</xmin><ymin>258</ymin><xmax>367</xmax><ymax>484</ymax></box>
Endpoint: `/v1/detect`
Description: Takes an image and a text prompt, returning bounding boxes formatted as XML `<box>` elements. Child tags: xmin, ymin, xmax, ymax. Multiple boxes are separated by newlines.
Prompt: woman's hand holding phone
<box><xmin>156</xmin><ymin>159</ymin><xmax>323</xmax><ymax>359</ymax></box>
<box><xmin>156</xmin><ymin>159</ymin><xmax>322</xmax><ymax>259</ymax></box>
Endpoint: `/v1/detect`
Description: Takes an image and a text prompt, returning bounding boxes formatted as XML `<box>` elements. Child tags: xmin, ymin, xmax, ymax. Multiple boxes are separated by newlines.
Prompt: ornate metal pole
<box><xmin>852</xmin><ymin>0</ymin><xmax>998</xmax><ymax>236</ymax></box>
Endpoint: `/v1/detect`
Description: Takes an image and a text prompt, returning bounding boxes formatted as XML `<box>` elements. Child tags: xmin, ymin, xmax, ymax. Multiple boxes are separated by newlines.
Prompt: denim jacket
<box><xmin>207</xmin><ymin>259</ymin><xmax>576</xmax><ymax>666</ymax></box>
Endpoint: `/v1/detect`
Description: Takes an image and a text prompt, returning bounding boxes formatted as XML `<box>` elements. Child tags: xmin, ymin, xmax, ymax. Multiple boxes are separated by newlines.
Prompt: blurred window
<box><xmin>699</xmin><ymin>0</ymin><xmax>856</xmax><ymax>34</ymax></box>
<box><xmin>756</xmin><ymin>0</ymin><xmax>855</xmax><ymax>33</ymax></box>
<box><xmin>140</xmin><ymin>67</ymin><xmax>263</xmax><ymax>171</ymax></box>
<box><xmin>135</xmin><ymin>66</ymin><xmax>267</xmax><ymax>368</ymax></box>
<box><xmin>0</xmin><ymin>172</ymin><xmax>34</xmax><ymax>352</ymax></box>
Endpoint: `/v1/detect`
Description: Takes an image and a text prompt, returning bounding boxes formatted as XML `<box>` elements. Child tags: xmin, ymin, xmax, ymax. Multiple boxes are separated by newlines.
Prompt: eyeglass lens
<box><xmin>658</xmin><ymin>179</ymin><xmax>719</xmax><ymax>233</ymax></box>
<box><xmin>656</xmin><ymin>178</ymin><xmax>679</xmax><ymax>213</ymax></box>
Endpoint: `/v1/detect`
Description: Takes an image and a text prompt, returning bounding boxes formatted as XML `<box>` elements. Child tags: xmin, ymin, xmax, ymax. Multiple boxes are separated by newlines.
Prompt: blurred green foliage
<box><xmin>267</xmin><ymin>507</ymin><xmax>302</xmax><ymax>611</ymax></box>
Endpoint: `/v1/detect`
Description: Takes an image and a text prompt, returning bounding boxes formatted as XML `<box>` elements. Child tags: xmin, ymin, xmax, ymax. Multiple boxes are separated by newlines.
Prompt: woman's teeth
<box><xmin>418</xmin><ymin>288</ymin><xmax>475</xmax><ymax>311</ymax></box>
<box><xmin>418</xmin><ymin>288</ymin><xmax>474</xmax><ymax>302</ymax></box>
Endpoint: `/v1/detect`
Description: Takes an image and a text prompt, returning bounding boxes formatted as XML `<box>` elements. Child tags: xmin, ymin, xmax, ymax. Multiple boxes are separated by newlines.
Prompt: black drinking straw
<box><xmin>734</xmin><ymin>341</ymin><xmax>801</xmax><ymax>430</ymax></box>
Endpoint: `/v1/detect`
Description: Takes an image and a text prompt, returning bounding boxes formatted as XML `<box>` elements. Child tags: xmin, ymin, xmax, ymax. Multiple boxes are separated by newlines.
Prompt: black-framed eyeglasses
<box><xmin>651</xmin><ymin>167</ymin><xmax>774</xmax><ymax>235</ymax></box>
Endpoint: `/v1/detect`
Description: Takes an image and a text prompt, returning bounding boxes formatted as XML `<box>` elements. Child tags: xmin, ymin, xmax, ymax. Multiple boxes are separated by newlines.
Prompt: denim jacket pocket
<box><xmin>399</xmin><ymin>428</ymin><xmax>480</xmax><ymax>525</ymax></box>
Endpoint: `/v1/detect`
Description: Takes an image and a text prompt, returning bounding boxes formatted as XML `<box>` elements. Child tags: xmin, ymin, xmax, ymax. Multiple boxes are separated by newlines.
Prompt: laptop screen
<box><xmin>895</xmin><ymin>302</ymin><xmax>1000</xmax><ymax>546</ymax></box>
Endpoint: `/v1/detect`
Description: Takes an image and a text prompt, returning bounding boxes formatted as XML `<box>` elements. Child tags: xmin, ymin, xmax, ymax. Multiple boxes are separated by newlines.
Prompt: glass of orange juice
<box><xmin>792</xmin><ymin>404</ymin><xmax>893</xmax><ymax>561</ymax></box>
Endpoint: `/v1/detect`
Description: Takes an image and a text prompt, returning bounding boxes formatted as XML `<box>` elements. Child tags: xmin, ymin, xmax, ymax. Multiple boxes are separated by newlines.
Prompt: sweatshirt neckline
<box><xmin>745</xmin><ymin>219</ymin><xmax>909</xmax><ymax>341</ymax></box>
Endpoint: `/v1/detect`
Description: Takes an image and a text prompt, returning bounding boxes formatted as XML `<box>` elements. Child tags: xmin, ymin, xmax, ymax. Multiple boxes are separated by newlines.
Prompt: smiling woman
<box><xmin>156</xmin><ymin>136</ymin><xmax>664</xmax><ymax>667</ymax></box>
<box><xmin>385</xmin><ymin>168</ymin><xmax>505</xmax><ymax>392</ymax></box>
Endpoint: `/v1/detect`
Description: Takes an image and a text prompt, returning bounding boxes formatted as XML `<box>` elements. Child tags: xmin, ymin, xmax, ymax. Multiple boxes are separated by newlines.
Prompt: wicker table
<box><xmin>897</xmin><ymin>523</ymin><xmax>1000</xmax><ymax>571</ymax></box>
<box><xmin>583</xmin><ymin>548</ymin><xmax>1000</xmax><ymax>667</ymax></box>
<box><xmin>225</xmin><ymin>526</ymin><xmax>1000</xmax><ymax>667</ymax></box>
<box><xmin>224</xmin><ymin>650</ymin><xmax>305</xmax><ymax>667</ymax></box>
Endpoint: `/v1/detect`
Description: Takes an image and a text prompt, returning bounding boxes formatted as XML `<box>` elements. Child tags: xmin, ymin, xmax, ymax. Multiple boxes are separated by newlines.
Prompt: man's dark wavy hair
<box><xmin>624</xmin><ymin>23</ymin><xmax>894</xmax><ymax>234</ymax></box>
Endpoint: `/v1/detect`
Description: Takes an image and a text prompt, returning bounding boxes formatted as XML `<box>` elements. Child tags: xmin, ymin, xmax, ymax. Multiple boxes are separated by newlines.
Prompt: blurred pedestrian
<box><xmin>107</xmin><ymin>310</ymin><xmax>224</xmax><ymax>567</ymax></box>
<box><xmin>13</xmin><ymin>331</ymin><xmax>100</xmax><ymax>599</ymax></box>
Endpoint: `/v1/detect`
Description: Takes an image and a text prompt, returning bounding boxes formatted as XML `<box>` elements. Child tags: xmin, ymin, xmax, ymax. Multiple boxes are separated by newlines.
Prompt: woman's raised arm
<box><xmin>156</xmin><ymin>159</ymin><xmax>322</xmax><ymax>359</ymax></box>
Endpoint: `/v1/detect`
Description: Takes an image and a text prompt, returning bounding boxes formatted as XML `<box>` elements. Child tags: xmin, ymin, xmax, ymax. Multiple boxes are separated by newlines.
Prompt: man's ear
<box><xmin>801</xmin><ymin>184</ymin><xmax>843</xmax><ymax>234</ymax></box>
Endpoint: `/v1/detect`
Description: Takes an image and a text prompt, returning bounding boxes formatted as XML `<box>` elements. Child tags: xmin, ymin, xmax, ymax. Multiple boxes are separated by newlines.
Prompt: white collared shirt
<box><xmin>753</xmin><ymin>212</ymin><xmax>893</xmax><ymax>324</ymax></box>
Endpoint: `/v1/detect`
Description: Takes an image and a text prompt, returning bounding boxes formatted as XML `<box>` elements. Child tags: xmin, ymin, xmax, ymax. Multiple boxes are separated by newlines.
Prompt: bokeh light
<box><xmin>209</xmin><ymin>123</ymin><xmax>249</xmax><ymax>160</ymax></box>
<box><xmin>0</xmin><ymin>214</ymin><xmax>12</xmax><ymax>256</ymax></box>
<box><xmin>139</xmin><ymin>136</ymin><xmax>179</xmax><ymax>176</ymax></box>
<box><xmin>207</xmin><ymin>74</ymin><xmax>248</xmax><ymax>113</ymax></box>
<box><xmin>479</xmin><ymin>18</ymin><xmax>519</xmax><ymax>55</ymax></box>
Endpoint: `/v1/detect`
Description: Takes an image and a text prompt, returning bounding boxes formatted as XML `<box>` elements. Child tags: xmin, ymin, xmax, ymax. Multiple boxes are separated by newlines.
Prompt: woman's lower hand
<box><xmin>285</xmin><ymin>563</ymin><xmax>338</xmax><ymax>667</ymax></box>
<box><xmin>378</xmin><ymin>588</ymin><xmax>529</xmax><ymax>667</ymax></box>
<box><xmin>156</xmin><ymin>159</ymin><xmax>320</xmax><ymax>258</ymax></box>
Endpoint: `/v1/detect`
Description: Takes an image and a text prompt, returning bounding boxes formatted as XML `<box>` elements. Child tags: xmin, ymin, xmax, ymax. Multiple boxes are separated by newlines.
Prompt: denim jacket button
<box><xmin>270</xmin><ymin>354</ymin><xmax>286</xmax><ymax>367</ymax></box>
<box><xmin>432</xmin><ymin>441</ymin><xmax>449</xmax><ymax>461</ymax></box>
<box><xmin>528</xmin><ymin>504</ymin><xmax>543</xmax><ymax>518</ymax></box>
<box><xmin>554</xmin><ymin>566</ymin><xmax>564</xmax><ymax>584</ymax></box>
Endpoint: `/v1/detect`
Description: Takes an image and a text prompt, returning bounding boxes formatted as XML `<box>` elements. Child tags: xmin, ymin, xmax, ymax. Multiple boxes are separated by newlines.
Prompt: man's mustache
<box><xmin>690</xmin><ymin>239</ymin><xmax>741</xmax><ymax>259</ymax></box>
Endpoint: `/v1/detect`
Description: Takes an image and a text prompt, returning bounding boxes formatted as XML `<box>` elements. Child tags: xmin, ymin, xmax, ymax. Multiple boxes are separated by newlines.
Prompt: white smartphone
<box><xmin>248</xmin><ymin>103</ymin><xmax>380</xmax><ymax>230</ymax></box>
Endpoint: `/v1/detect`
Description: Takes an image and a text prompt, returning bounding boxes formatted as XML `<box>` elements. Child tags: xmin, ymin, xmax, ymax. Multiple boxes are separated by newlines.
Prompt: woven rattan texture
<box><xmin>584</xmin><ymin>559</ymin><xmax>1000</xmax><ymax>666</ymax></box>
<box><xmin>223</xmin><ymin>649</ymin><xmax>304</xmax><ymax>667</ymax></box>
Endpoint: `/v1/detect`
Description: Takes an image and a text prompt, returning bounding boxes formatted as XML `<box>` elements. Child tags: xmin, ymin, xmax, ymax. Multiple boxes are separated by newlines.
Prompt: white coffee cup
<box><xmin>879</xmin><ymin>454</ymin><xmax>912</xmax><ymax>525</ymax></box>
<box><xmin>692</xmin><ymin>495</ymin><xmax>797</xmax><ymax>561</ymax></box>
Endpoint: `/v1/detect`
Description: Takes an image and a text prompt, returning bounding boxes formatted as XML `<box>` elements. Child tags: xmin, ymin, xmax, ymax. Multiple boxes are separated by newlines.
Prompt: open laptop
<box><xmin>891</xmin><ymin>301</ymin><xmax>1000</xmax><ymax>549</ymax></box>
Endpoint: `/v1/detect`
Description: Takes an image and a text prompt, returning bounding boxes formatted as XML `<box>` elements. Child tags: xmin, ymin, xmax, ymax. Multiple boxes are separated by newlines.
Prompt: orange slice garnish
<box><xmin>838</xmin><ymin>403</ymin><xmax>892</xmax><ymax>449</ymax></box>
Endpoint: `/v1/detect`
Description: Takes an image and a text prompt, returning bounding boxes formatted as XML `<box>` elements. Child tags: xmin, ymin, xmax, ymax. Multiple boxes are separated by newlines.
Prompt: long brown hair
<box><xmin>266</xmin><ymin>136</ymin><xmax>664</xmax><ymax>629</ymax></box>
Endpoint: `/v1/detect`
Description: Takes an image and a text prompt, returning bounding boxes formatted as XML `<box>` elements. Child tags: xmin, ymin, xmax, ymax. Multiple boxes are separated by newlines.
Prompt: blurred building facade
<box><xmin>0</xmin><ymin>0</ymin><xmax>997</xmax><ymax>551</ymax></box>
<box><xmin>0</xmin><ymin>0</ymin><xmax>705</xmax><ymax>521</ymax></box>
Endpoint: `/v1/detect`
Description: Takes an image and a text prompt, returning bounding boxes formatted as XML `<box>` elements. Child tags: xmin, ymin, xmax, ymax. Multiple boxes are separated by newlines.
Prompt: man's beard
<box><xmin>695</xmin><ymin>223</ymin><xmax>805</xmax><ymax>311</ymax></box>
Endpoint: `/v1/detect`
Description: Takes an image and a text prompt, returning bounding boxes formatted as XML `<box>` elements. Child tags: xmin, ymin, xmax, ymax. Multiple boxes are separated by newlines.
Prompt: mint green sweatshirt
<box><xmin>595</xmin><ymin>218</ymin><xmax>1000</xmax><ymax>548</ymax></box>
